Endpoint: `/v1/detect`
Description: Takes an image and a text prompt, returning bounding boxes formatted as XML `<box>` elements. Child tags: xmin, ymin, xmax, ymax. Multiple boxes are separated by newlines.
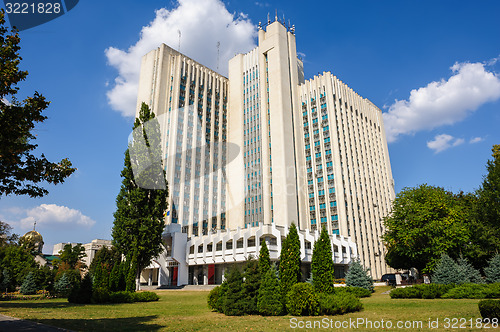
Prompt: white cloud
<box><xmin>470</xmin><ymin>136</ymin><xmax>484</xmax><ymax>144</ymax></box>
<box><xmin>10</xmin><ymin>204</ymin><xmax>96</xmax><ymax>230</ymax></box>
<box><xmin>427</xmin><ymin>134</ymin><xmax>464</xmax><ymax>153</ymax></box>
<box><xmin>383</xmin><ymin>61</ymin><xmax>500</xmax><ymax>142</ymax></box>
<box><xmin>105</xmin><ymin>0</ymin><xmax>256</xmax><ymax>118</ymax></box>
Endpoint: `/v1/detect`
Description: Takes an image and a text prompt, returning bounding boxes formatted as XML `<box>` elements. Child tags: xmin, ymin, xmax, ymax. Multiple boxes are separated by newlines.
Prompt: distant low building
<box><xmin>52</xmin><ymin>239</ymin><xmax>112</xmax><ymax>268</ymax></box>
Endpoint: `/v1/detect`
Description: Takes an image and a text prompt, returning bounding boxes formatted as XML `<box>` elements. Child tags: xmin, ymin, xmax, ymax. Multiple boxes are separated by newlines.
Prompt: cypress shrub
<box><xmin>257</xmin><ymin>266</ymin><xmax>283</xmax><ymax>316</ymax></box>
<box><xmin>242</xmin><ymin>257</ymin><xmax>261</xmax><ymax>314</ymax></box>
<box><xmin>222</xmin><ymin>268</ymin><xmax>245</xmax><ymax>316</ymax></box>
<box><xmin>69</xmin><ymin>273</ymin><xmax>92</xmax><ymax>304</ymax></box>
<box><xmin>207</xmin><ymin>285</ymin><xmax>221</xmax><ymax>311</ymax></box>
<box><xmin>258</xmin><ymin>240</ymin><xmax>271</xmax><ymax>275</ymax></box>
<box><xmin>280</xmin><ymin>223</ymin><xmax>301</xmax><ymax>305</ymax></box>
<box><xmin>133</xmin><ymin>291</ymin><xmax>159</xmax><ymax>302</ymax></box>
<box><xmin>311</xmin><ymin>226</ymin><xmax>335</xmax><ymax>294</ymax></box>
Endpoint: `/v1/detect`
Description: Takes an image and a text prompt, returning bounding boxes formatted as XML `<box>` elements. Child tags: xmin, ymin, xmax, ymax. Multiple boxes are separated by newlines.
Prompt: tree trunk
<box><xmin>135</xmin><ymin>267</ymin><xmax>141</xmax><ymax>291</ymax></box>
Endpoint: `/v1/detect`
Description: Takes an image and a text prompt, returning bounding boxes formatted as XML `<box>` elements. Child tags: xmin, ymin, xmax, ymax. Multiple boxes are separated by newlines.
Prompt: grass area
<box><xmin>0</xmin><ymin>287</ymin><xmax>490</xmax><ymax>331</ymax></box>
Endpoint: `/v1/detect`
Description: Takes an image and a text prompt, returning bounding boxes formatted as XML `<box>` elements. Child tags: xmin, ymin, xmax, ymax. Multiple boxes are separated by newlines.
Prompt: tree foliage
<box><xmin>383</xmin><ymin>184</ymin><xmax>472</xmax><ymax>273</ymax></box>
<box><xmin>0</xmin><ymin>10</ymin><xmax>75</xmax><ymax>198</ymax></box>
<box><xmin>345</xmin><ymin>259</ymin><xmax>374</xmax><ymax>292</ymax></box>
<box><xmin>311</xmin><ymin>226</ymin><xmax>335</xmax><ymax>294</ymax></box>
<box><xmin>258</xmin><ymin>239</ymin><xmax>270</xmax><ymax>276</ymax></box>
<box><xmin>484</xmin><ymin>254</ymin><xmax>500</xmax><ymax>284</ymax></box>
<box><xmin>279</xmin><ymin>223</ymin><xmax>301</xmax><ymax>303</ymax></box>
<box><xmin>222</xmin><ymin>267</ymin><xmax>245</xmax><ymax>316</ymax></box>
<box><xmin>257</xmin><ymin>265</ymin><xmax>283</xmax><ymax>316</ymax></box>
<box><xmin>112</xmin><ymin>102</ymin><xmax>168</xmax><ymax>290</ymax></box>
<box><xmin>242</xmin><ymin>257</ymin><xmax>261</xmax><ymax>314</ymax></box>
<box><xmin>54</xmin><ymin>243</ymin><xmax>86</xmax><ymax>271</ymax></box>
<box><xmin>20</xmin><ymin>271</ymin><xmax>37</xmax><ymax>294</ymax></box>
<box><xmin>432</xmin><ymin>253</ymin><xmax>482</xmax><ymax>285</ymax></box>
<box><xmin>0</xmin><ymin>244</ymin><xmax>36</xmax><ymax>286</ymax></box>
<box><xmin>468</xmin><ymin>145</ymin><xmax>500</xmax><ymax>268</ymax></box>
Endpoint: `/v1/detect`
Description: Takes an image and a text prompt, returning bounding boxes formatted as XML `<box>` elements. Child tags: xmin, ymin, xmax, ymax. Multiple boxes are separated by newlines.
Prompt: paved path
<box><xmin>0</xmin><ymin>314</ymin><xmax>72</xmax><ymax>331</ymax></box>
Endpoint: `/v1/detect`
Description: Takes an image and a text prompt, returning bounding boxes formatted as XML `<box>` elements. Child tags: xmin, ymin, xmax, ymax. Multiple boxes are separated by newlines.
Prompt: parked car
<box><xmin>381</xmin><ymin>273</ymin><xmax>396</xmax><ymax>286</ymax></box>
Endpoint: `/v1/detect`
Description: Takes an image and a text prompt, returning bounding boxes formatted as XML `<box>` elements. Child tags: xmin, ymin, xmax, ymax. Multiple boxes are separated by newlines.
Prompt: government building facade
<box><xmin>135</xmin><ymin>19</ymin><xmax>395</xmax><ymax>287</ymax></box>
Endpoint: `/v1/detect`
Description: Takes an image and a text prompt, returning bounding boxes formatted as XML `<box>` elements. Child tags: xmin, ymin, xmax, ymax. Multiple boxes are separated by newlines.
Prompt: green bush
<box><xmin>68</xmin><ymin>273</ymin><xmax>92</xmax><ymax>304</ymax></box>
<box><xmin>286</xmin><ymin>283</ymin><xmax>320</xmax><ymax>316</ymax></box>
<box><xmin>222</xmin><ymin>268</ymin><xmax>246</xmax><ymax>316</ymax></box>
<box><xmin>478</xmin><ymin>300</ymin><xmax>500</xmax><ymax>319</ymax></box>
<box><xmin>390</xmin><ymin>284</ymin><xmax>455</xmax><ymax>299</ymax></box>
<box><xmin>109</xmin><ymin>291</ymin><xmax>134</xmax><ymax>303</ymax></box>
<box><xmin>207</xmin><ymin>286</ymin><xmax>221</xmax><ymax>311</ymax></box>
<box><xmin>215</xmin><ymin>282</ymin><xmax>228</xmax><ymax>313</ymax></box>
<box><xmin>133</xmin><ymin>291</ymin><xmax>159</xmax><ymax>302</ymax></box>
<box><xmin>336</xmin><ymin>286</ymin><xmax>372</xmax><ymax>298</ymax></box>
<box><xmin>318</xmin><ymin>292</ymin><xmax>363</xmax><ymax>315</ymax></box>
<box><xmin>442</xmin><ymin>283</ymin><xmax>500</xmax><ymax>299</ymax></box>
<box><xmin>92</xmin><ymin>287</ymin><xmax>110</xmax><ymax>303</ymax></box>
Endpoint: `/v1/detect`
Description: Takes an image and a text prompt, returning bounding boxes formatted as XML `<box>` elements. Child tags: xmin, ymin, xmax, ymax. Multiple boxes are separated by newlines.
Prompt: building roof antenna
<box><xmin>275</xmin><ymin>9</ymin><xmax>278</xmax><ymax>22</ymax></box>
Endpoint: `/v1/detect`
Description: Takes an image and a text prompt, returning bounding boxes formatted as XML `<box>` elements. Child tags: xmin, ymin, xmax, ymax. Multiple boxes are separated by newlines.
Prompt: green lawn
<box><xmin>0</xmin><ymin>287</ymin><xmax>490</xmax><ymax>331</ymax></box>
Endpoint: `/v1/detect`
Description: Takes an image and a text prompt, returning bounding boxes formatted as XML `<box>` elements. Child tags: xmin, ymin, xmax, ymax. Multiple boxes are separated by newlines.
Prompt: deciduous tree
<box><xmin>112</xmin><ymin>102</ymin><xmax>168</xmax><ymax>291</ymax></box>
<box><xmin>0</xmin><ymin>10</ymin><xmax>75</xmax><ymax>198</ymax></box>
<box><xmin>383</xmin><ymin>184</ymin><xmax>472</xmax><ymax>273</ymax></box>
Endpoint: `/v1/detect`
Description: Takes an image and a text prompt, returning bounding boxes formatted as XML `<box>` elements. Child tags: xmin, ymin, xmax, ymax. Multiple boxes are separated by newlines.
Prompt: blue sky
<box><xmin>1</xmin><ymin>0</ymin><xmax>499</xmax><ymax>252</ymax></box>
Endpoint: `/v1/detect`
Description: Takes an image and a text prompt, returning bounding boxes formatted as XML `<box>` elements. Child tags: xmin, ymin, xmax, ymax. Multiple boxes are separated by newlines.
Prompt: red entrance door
<box><xmin>172</xmin><ymin>267</ymin><xmax>178</xmax><ymax>286</ymax></box>
<box><xmin>208</xmin><ymin>264</ymin><xmax>215</xmax><ymax>285</ymax></box>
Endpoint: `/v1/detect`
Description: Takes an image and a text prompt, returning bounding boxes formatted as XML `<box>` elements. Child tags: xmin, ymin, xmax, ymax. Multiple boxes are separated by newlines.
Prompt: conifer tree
<box><xmin>484</xmin><ymin>254</ymin><xmax>500</xmax><ymax>283</ymax></box>
<box><xmin>54</xmin><ymin>273</ymin><xmax>72</xmax><ymax>297</ymax></box>
<box><xmin>279</xmin><ymin>223</ymin><xmax>301</xmax><ymax>302</ymax></box>
<box><xmin>311</xmin><ymin>226</ymin><xmax>335</xmax><ymax>294</ymax></box>
<box><xmin>222</xmin><ymin>268</ymin><xmax>245</xmax><ymax>316</ymax></box>
<box><xmin>112</xmin><ymin>102</ymin><xmax>168</xmax><ymax>291</ymax></box>
<box><xmin>257</xmin><ymin>265</ymin><xmax>283</xmax><ymax>316</ymax></box>
<box><xmin>345</xmin><ymin>259</ymin><xmax>374</xmax><ymax>292</ymax></box>
<box><xmin>259</xmin><ymin>239</ymin><xmax>271</xmax><ymax>275</ymax></box>
<box><xmin>432</xmin><ymin>253</ymin><xmax>461</xmax><ymax>284</ymax></box>
<box><xmin>456</xmin><ymin>256</ymin><xmax>483</xmax><ymax>284</ymax></box>
<box><xmin>20</xmin><ymin>271</ymin><xmax>37</xmax><ymax>295</ymax></box>
<box><xmin>242</xmin><ymin>257</ymin><xmax>260</xmax><ymax>314</ymax></box>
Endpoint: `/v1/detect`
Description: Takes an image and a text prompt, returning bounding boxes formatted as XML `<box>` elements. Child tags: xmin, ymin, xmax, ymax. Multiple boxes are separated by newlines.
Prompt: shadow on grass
<box><xmin>31</xmin><ymin>316</ymin><xmax>163</xmax><ymax>331</ymax></box>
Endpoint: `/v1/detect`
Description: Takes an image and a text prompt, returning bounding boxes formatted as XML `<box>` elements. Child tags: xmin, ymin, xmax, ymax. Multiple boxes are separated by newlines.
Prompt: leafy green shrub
<box><xmin>109</xmin><ymin>291</ymin><xmax>134</xmax><ymax>303</ymax></box>
<box><xmin>257</xmin><ymin>266</ymin><xmax>283</xmax><ymax>316</ymax></box>
<box><xmin>133</xmin><ymin>291</ymin><xmax>159</xmax><ymax>302</ymax></box>
<box><xmin>286</xmin><ymin>282</ymin><xmax>320</xmax><ymax>316</ymax></box>
<box><xmin>311</xmin><ymin>226</ymin><xmax>335</xmax><ymax>294</ymax></box>
<box><xmin>318</xmin><ymin>292</ymin><xmax>363</xmax><ymax>315</ymax></box>
<box><xmin>390</xmin><ymin>286</ymin><xmax>422</xmax><ymax>299</ymax></box>
<box><xmin>345</xmin><ymin>259</ymin><xmax>374</xmax><ymax>292</ymax></box>
<box><xmin>242</xmin><ymin>257</ymin><xmax>261</xmax><ymax>314</ymax></box>
<box><xmin>485</xmin><ymin>254</ymin><xmax>500</xmax><ymax>284</ymax></box>
<box><xmin>478</xmin><ymin>300</ymin><xmax>500</xmax><ymax>319</ymax></box>
<box><xmin>20</xmin><ymin>272</ymin><xmax>37</xmax><ymax>295</ymax></box>
<box><xmin>207</xmin><ymin>285</ymin><xmax>221</xmax><ymax>311</ymax></box>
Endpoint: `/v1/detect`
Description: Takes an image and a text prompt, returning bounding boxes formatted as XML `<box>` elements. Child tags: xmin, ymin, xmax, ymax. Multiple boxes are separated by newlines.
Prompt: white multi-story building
<box><xmin>135</xmin><ymin>18</ymin><xmax>394</xmax><ymax>287</ymax></box>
